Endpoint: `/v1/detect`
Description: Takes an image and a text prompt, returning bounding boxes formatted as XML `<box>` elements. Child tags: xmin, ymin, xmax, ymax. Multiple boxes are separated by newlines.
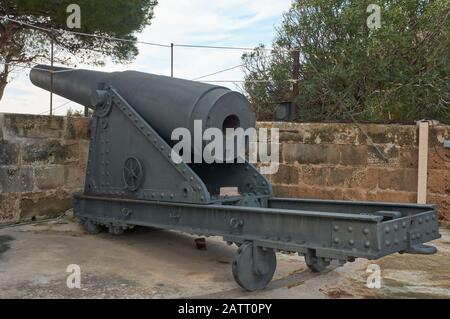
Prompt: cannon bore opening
<box><xmin>222</xmin><ymin>115</ymin><xmax>241</xmax><ymax>133</ymax></box>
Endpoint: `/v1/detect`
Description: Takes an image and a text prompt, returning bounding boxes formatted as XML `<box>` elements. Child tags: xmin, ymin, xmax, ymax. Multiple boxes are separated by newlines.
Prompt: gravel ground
<box><xmin>0</xmin><ymin>214</ymin><xmax>448</xmax><ymax>299</ymax></box>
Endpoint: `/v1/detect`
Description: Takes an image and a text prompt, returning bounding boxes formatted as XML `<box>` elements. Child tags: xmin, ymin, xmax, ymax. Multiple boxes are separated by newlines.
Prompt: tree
<box><xmin>0</xmin><ymin>0</ymin><xmax>158</xmax><ymax>100</ymax></box>
<box><xmin>242</xmin><ymin>0</ymin><xmax>450</xmax><ymax>123</ymax></box>
<box><xmin>66</xmin><ymin>107</ymin><xmax>92</xmax><ymax>117</ymax></box>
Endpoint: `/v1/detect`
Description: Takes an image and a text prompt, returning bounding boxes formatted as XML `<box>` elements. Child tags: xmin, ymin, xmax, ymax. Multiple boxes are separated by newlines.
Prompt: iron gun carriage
<box><xmin>31</xmin><ymin>65</ymin><xmax>440</xmax><ymax>291</ymax></box>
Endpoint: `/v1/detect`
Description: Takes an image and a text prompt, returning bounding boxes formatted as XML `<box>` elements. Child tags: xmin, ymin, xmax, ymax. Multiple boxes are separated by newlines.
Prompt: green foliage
<box><xmin>0</xmin><ymin>0</ymin><xmax>157</xmax><ymax>99</ymax></box>
<box><xmin>66</xmin><ymin>107</ymin><xmax>92</xmax><ymax>117</ymax></box>
<box><xmin>242</xmin><ymin>0</ymin><xmax>450</xmax><ymax>123</ymax></box>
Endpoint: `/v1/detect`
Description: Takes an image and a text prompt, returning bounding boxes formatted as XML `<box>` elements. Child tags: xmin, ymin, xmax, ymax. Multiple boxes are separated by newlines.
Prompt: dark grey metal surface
<box><xmin>30</xmin><ymin>65</ymin><xmax>255</xmax><ymax>155</ymax></box>
<box><xmin>232</xmin><ymin>242</ymin><xmax>276</xmax><ymax>291</ymax></box>
<box><xmin>74</xmin><ymin>194</ymin><xmax>440</xmax><ymax>261</ymax></box>
<box><xmin>30</xmin><ymin>65</ymin><xmax>440</xmax><ymax>291</ymax></box>
<box><xmin>81</xmin><ymin>88</ymin><xmax>271</xmax><ymax>203</ymax></box>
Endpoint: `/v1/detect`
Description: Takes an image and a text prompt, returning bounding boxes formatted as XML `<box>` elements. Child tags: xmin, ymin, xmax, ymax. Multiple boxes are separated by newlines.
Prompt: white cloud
<box><xmin>0</xmin><ymin>0</ymin><xmax>291</xmax><ymax>115</ymax></box>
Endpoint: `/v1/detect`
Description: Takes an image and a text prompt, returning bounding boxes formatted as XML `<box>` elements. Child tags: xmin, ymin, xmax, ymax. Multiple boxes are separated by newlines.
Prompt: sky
<box><xmin>1</xmin><ymin>0</ymin><xmax>292</xmax><ymax>116</ymax></box>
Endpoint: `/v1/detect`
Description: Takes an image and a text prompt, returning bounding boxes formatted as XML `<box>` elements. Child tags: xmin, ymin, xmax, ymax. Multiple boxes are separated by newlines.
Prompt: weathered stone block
<box><xmin>272</xmin><ymin>185</ymin><xmax>299</xmax><ymax>198</ymax></box>
<box><xmin>64</xmin><ymin>165</ymin><xmax>85</xmax><ymax>189</ymax></box>
<box><xmin>326</xmin><ymin>167</ymin><xmax>379</xmax><ymax>189</ymax></box>
<box><xmin>428</xmin><ymin>147</ymin><xmax>450</xmax><ymax>170</ymax></box>
<box><xmin>327</xmin><ymin>167</ymin><xmax>353</xmax><ymax>187</ymax></box>
<box><xmin>283</xmin><ymin>144</ymin><xmax>340</xmax><ymax>165</ymax></box>
<box><xmin>427</xmin><ymin>169</ymin><xmax>449</xmax><ymax>195</ymax></box>
<box><xmin>34</xmin><ymin>166</ymin><xmax>66</xmax><ymax>190</ymax></box>
<box><xmin>3</xmin><ymin>113</ymin><xmax>64</xmax><ymax>139</ymax></box>
<box><xmin>77</xmin><ymin>141</ymin><xmax>90</xmax><ymax>168</ymax></box>
<box><xmin>270</xmin><ymin>164</ymin><xmax>299</xmax><ymax>185</ymax></box>
<box><xmin>428</xmin><ymin>194</ymin><xmax>450</xmax><ymax>221</ymax></box>
<box><xmin>65</xmin><ymin>117</ymin><xmax>90</xmax><ymax>140</ymax></box>
<box><xmin>339</xmin><ymin>145</ymin><xmax>368</xmax><ymax>166</ymax></box>
<box><xmin>256</xmin><ymin>122</ymin><xmax>274</xmax><ymax>130</ymax></box>
<box><xmin>342</xmin><ymin>188</ymin><xmax>374</xmax><ymax>201</ymax></box>
<box><xmin>22</xmin><ymin>140</ymin><xmax>78</xmax><ymax>164</ymax></box>
<box><xmin>19</xmin><ymin>190</ymin><xmax>73</xmax><ymax>220</ymax></box>
<box><xmin>368</xmin><ymin>144</ymin><xmax>399</xmax><ymax>166</ymax></box>
<box><xmin>299</xmin><ymin>165</ymin><xmax>329</xmax><ymax>186</ymax></box>
<box><xmin>301</xmin><ymin>123</ymin><xmax>339</xmax><ymax>144</ymax></box>
<box><xmin>0</xmin><ymin>141</ymin><xmax>19</xmax><ymax>165</ymax></box>
<box><xmin>378</xmin><ymin>168</ymin><xmax>418</xmax><ymax>192</ymax></box>
<box><xmin>356</xmin><ymin>168</ymin><xmax>379</xmax><ymax>189</ymax></box>
<box><xmin>294</xmin><ymin>184</ymin><xmax>344</xmax><ymax>200</ymax></box>
<box><xmin>366</xmin><ymin>190</ymin><xmax>417</xmax><ymax>203</ymax></box>
<box><xmin>279</xmin><ymin>131</ymin><xmax>303</xmax><ymax>143</ymax></box>
<box><xmin>0</xmin><ymin>166</ymin><xmax>34</xmax><ymax>193</ymax></box>
<box><xmin>273</xmin><ymin>183</ymin><xmax>352</xmax><ymax>201</ymax></box>
<box><xmin>333</xmin><ymin>125</ymin><xmax>362</xmax><ymax>145</ymax></box>
<box><xmin>364</xmin><ymin>124</ymin><xmax>417</xmax><ymax>146</ymax></box>
<box><xmin>0</xmin><ymin>193</ymin><xmax>19</xmax><ymax>222</ymax></box>
<box><xmin>398</xmin><ymin>148</ymin><xmax>418</xmax><ymax>168</ymax></box>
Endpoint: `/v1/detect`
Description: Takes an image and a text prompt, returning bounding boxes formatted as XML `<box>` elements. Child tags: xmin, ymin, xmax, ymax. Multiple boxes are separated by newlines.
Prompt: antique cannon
<box><xmin>31</xmin><ymin>65</ymin><xmax>440</xmax><ymax>291</ymax></box>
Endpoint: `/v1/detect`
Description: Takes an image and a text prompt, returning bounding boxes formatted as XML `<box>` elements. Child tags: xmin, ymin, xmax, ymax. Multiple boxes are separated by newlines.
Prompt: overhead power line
<box><xmin>38</xmin><ymin>100</ymin><xmax>72</xmax><ymax>115</ymax></box>
<box><xmin>4</xmin><ymin>17</ymin><xmax>300</xmax><ymax>53</ymax></box>
<box><xmin>1</xmin><ymin>60</ymin><xmax>300</xmax><ymax>83</ymax></box>
<box><xmin>191</xmin><ymin>64</ymin><xmax>243</xmax><ymax>81</ymax></box>
<box><xmin>201</xmin><ymin>79</ymin><xmax>299</xmax><ymax>83</ymax></box>
<box><xmin>2</xmin><ymin>18</ymin><xmax>304</xmax><ymax>117</ymax></box>
<box><xmin>0</xmin><ymin>61</ymin><xmax>76</xmax><ymax>74</ymax></box>
<box><xmin>4</xmin><ymin>17</ymin><xmax>171</xmax><ymax>48</ymax></box>
<box><xmin>174</xmin><ymin>44</ymin><xmax>271</xmax><ymax>51</ymax></box>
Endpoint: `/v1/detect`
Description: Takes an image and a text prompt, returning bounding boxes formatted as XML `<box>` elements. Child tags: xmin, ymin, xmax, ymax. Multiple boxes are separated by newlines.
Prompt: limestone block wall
<box><xmin>0</xmin><ymin>112</ymin><xmax>448</xmax><ymax>223</ymax></box>
<box><xmin>258</xmin><ymin>122</ymin><xmax>449</xmax><ymax>222</ymax></box>
<box><xmin>0</xmin><ymin>113</ymin><xmax>89</xmax><ymax>223</ymax></box>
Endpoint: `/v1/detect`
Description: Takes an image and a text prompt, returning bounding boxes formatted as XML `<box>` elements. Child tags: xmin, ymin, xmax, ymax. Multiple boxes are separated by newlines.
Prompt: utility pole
<box><xmin>50</xmin><ymin>37</ymin><xmax>54</xmax><ymax>116</ymax></box>
<box><xmin>290</xmin><ymin>48</ymin><xmax>300</xmax><ymax>121</ymax></box>
<box><xmin>170</xmin><ymin>43</ymin><xmax>174</xmax><ymax>78</ymax></box>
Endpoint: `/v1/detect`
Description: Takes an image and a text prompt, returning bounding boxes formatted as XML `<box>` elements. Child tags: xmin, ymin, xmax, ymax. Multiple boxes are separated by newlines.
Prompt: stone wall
<box><xmin>0</xmin><ymin>112</ymin><xmax>449</xmax><ymax>223</ymax></box>
<box><xmin>0</xmin><ymin>113</ymin><xmax>89</xmax><ymax>223</ymax></box>
<box><xmin>258</xmin><ymin>122</ymin><xmax>449</xmax><ymax>221</ymax></box>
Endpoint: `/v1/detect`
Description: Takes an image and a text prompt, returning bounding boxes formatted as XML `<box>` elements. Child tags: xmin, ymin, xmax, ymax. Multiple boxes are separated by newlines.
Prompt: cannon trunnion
<box><xmin>31</xmin><ymin>65</ymin><xmax>440</xmax><ymax>291</ymax></box>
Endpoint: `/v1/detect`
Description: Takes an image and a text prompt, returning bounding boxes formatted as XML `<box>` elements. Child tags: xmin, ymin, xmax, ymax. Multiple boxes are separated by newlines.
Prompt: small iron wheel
<box><xmin>304</xmin><ymin>250</ymin><xmax>330</xmax><ymax>273</ymax></box>
<box><xmin>109</xmin><ymin>226</ymin><xmax>125</xmax><ymax>235</ymax></box>
<box><xmin>232</xmin><ymin>241</ymin><xmax>276</xmax><ymax>291</ymax></box>
<box><xmin>84</xmin><ymin>219</ymin><xmax>102</xmax><ymax>235</ymax></box>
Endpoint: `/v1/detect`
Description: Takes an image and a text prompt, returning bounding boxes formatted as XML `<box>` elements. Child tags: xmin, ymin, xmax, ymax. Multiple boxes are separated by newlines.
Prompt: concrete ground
<box><xmin>0</xmin><ymin>213</ymin><xmax>449</xmax><ymax>299</ymax></box>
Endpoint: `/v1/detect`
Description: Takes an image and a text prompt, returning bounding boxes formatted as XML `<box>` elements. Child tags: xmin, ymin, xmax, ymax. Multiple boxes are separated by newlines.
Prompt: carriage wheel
<box><xmin>304</xmin><ymin>249</ymin><xmax>330</xmax><ymax>272</ymax></box>
<box><xmin>232</xmin><ymin>241</ymin><xmax>276</xmax><ymax>291</ymax></box>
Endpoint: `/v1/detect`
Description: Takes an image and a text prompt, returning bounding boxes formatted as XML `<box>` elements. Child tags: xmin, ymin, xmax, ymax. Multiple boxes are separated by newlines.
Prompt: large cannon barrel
<box><xmin>30</xmin><ymin>65</ymin><xmax>256</xmax><ymax>148</ymax></box>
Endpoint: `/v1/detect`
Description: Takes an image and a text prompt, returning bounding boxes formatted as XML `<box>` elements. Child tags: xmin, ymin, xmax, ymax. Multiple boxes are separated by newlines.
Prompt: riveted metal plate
<box><xmin>377</xmin><ymin>209</ymin><xmax>440</xmax><ymax>258</ymax></box>
<box><xmin>330</xmin><ymin>221</ymin><xmax>379</xmax><ymax>258</ymax></box>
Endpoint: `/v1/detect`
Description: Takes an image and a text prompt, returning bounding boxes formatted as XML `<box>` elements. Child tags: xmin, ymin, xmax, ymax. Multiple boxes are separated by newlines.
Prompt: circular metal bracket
<box><xmin>121</xmin><ymin>207</ymin><xmax>132</xmax><ymax>218</ymax></box>
<box><xmin>123</xmin><ymin>157</ymin><xmax>144</xmax><ymax>192</ymax></box>
<box><xmin>230</xmin><ymin>217</ymin><xmax>244</xmax><ymax>229</ymax></box>
<box><xmin>96</xmin><ymin>95</ymin><xmax>112</xmax><ymax>118</ymax></box>
<box><xmin>92</xmin><ymin>90</ymin><xmax>112</xmax><ymax>118</ymax></box>
<box><xmin>100</xmin><ymin>117</ymin><xmax>109</xmax><ymax>129</ymax></box>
